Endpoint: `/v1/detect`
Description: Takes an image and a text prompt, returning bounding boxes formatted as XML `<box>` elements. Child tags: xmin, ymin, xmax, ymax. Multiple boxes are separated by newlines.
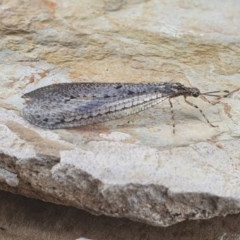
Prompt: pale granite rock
<box><xmin>0</xmin><ymin>0</ymin><xmax>240</xmax><ymax>227</ymax></box>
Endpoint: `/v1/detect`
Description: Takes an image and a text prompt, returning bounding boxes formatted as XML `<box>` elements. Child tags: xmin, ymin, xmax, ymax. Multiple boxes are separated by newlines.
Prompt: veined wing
<box><xmin>22</xmin><ymin>91</ymin><xmax>167</xmax><ymax>129</ymax></box>
<box><xmin>22</xmin><ymin>82</ymin><xmax>170</xmax><ymax>102</ymax></box>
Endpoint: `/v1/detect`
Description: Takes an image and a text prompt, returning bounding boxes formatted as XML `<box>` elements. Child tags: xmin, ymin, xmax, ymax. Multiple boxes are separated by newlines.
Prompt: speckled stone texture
<box><xmin>0</xmin><ymin>0</ymin><xmax>240</xmax><ymax>227</ymax></box>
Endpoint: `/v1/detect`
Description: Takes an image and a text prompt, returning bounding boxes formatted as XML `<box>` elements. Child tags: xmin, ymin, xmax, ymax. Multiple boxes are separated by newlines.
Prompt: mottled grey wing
<box><xmin>22</xmin><ymin>97</ymin><xmax>111</xmax><ymax>127</ymax></box>
<box><xmin>22</xmin><ymin>82</ymin><xmax>171</xmax><ymax>129</ymax></box>
<box><xmin>22</xmin><ymin>93</ymin><xmax>167</xmax><ymax>129</ymax></box>
<box><xmin>22</xmin><ymin>82</ymin><xmax>168</xmax><ymax>101</ymax></box>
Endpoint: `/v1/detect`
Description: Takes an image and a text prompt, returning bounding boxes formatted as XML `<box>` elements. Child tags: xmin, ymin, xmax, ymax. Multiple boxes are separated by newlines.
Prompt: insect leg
<box><xmin>168</xmin><ymin>98</ymin><xmax>176</xmax><ymax>134</ymax></box>
<box><xmin>184</xmin><ymin>97</ymin><xmax>217</xmax><ymax>127</ymax></box>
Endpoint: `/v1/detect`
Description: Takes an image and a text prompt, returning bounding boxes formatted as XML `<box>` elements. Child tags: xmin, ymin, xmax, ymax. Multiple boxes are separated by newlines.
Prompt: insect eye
<box><xmin>193</xmin><ymin>91</ymin><xmax>200</xmax><ymax>97</ymax></box>
<box><xmin>191</xmin><ymin>88</ymin><xmax>200</xmax><ymax>97</ymax></box>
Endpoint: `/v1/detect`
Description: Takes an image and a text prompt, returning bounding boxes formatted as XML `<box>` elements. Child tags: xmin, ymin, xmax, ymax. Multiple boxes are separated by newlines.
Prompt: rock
<box><xmin>0</xmin><ymin>0</ymin><xmax>240</xmax><ymax>227</ymax></box>
<box><xmin>2</xmin><ymin>190</ymin><xmax>240</xmax><ymax>240</ymax></box>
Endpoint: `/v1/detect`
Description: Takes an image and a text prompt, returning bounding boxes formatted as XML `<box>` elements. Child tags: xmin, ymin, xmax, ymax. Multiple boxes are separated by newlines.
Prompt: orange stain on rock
<box><xmin>38</xmin><ymin>69</ymin><xmax>50</xmax><ymax>78</ymax></box>
<box><xmin>41</xmin><ymin>0</ymin><xmax>57</xmax><ymax>11</ymax></box>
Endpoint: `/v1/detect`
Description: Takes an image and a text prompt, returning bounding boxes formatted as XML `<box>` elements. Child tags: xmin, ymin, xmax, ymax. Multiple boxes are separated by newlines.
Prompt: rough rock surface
<box><xmin>2</xmin><ymin>191</ymin><xmax>240</xmax><ymax>240</ymax></box>
<box><xmin>0</xmin><ymin>0</ymin><xmax>240</xmax><ymax>227</ymax></box>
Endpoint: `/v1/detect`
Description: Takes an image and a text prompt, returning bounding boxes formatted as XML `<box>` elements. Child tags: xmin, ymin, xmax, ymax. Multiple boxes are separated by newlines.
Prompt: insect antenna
<box><xmin>200</xmin><ymin>90</ymin><xmax>231</xmax><ymax>104</ymax></box>
<box><xmin>201</xmin><ymin>90</ymin><xmax>231</xmax><ymax>97</ymax></box>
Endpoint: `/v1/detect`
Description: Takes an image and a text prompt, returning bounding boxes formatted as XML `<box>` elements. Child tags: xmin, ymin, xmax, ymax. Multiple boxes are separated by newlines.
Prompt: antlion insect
<box><xmin>21</xmin><ymin>82</ymin><xmax>232</xmax><ymax>133</ymax></box>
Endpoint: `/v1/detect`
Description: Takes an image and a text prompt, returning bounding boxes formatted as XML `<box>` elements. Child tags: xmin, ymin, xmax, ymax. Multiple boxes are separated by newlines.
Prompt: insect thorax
<box><xmin>165</xmin><ymin>83</ymin><xmax>200</xmax><ymax>98</ymax></box>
